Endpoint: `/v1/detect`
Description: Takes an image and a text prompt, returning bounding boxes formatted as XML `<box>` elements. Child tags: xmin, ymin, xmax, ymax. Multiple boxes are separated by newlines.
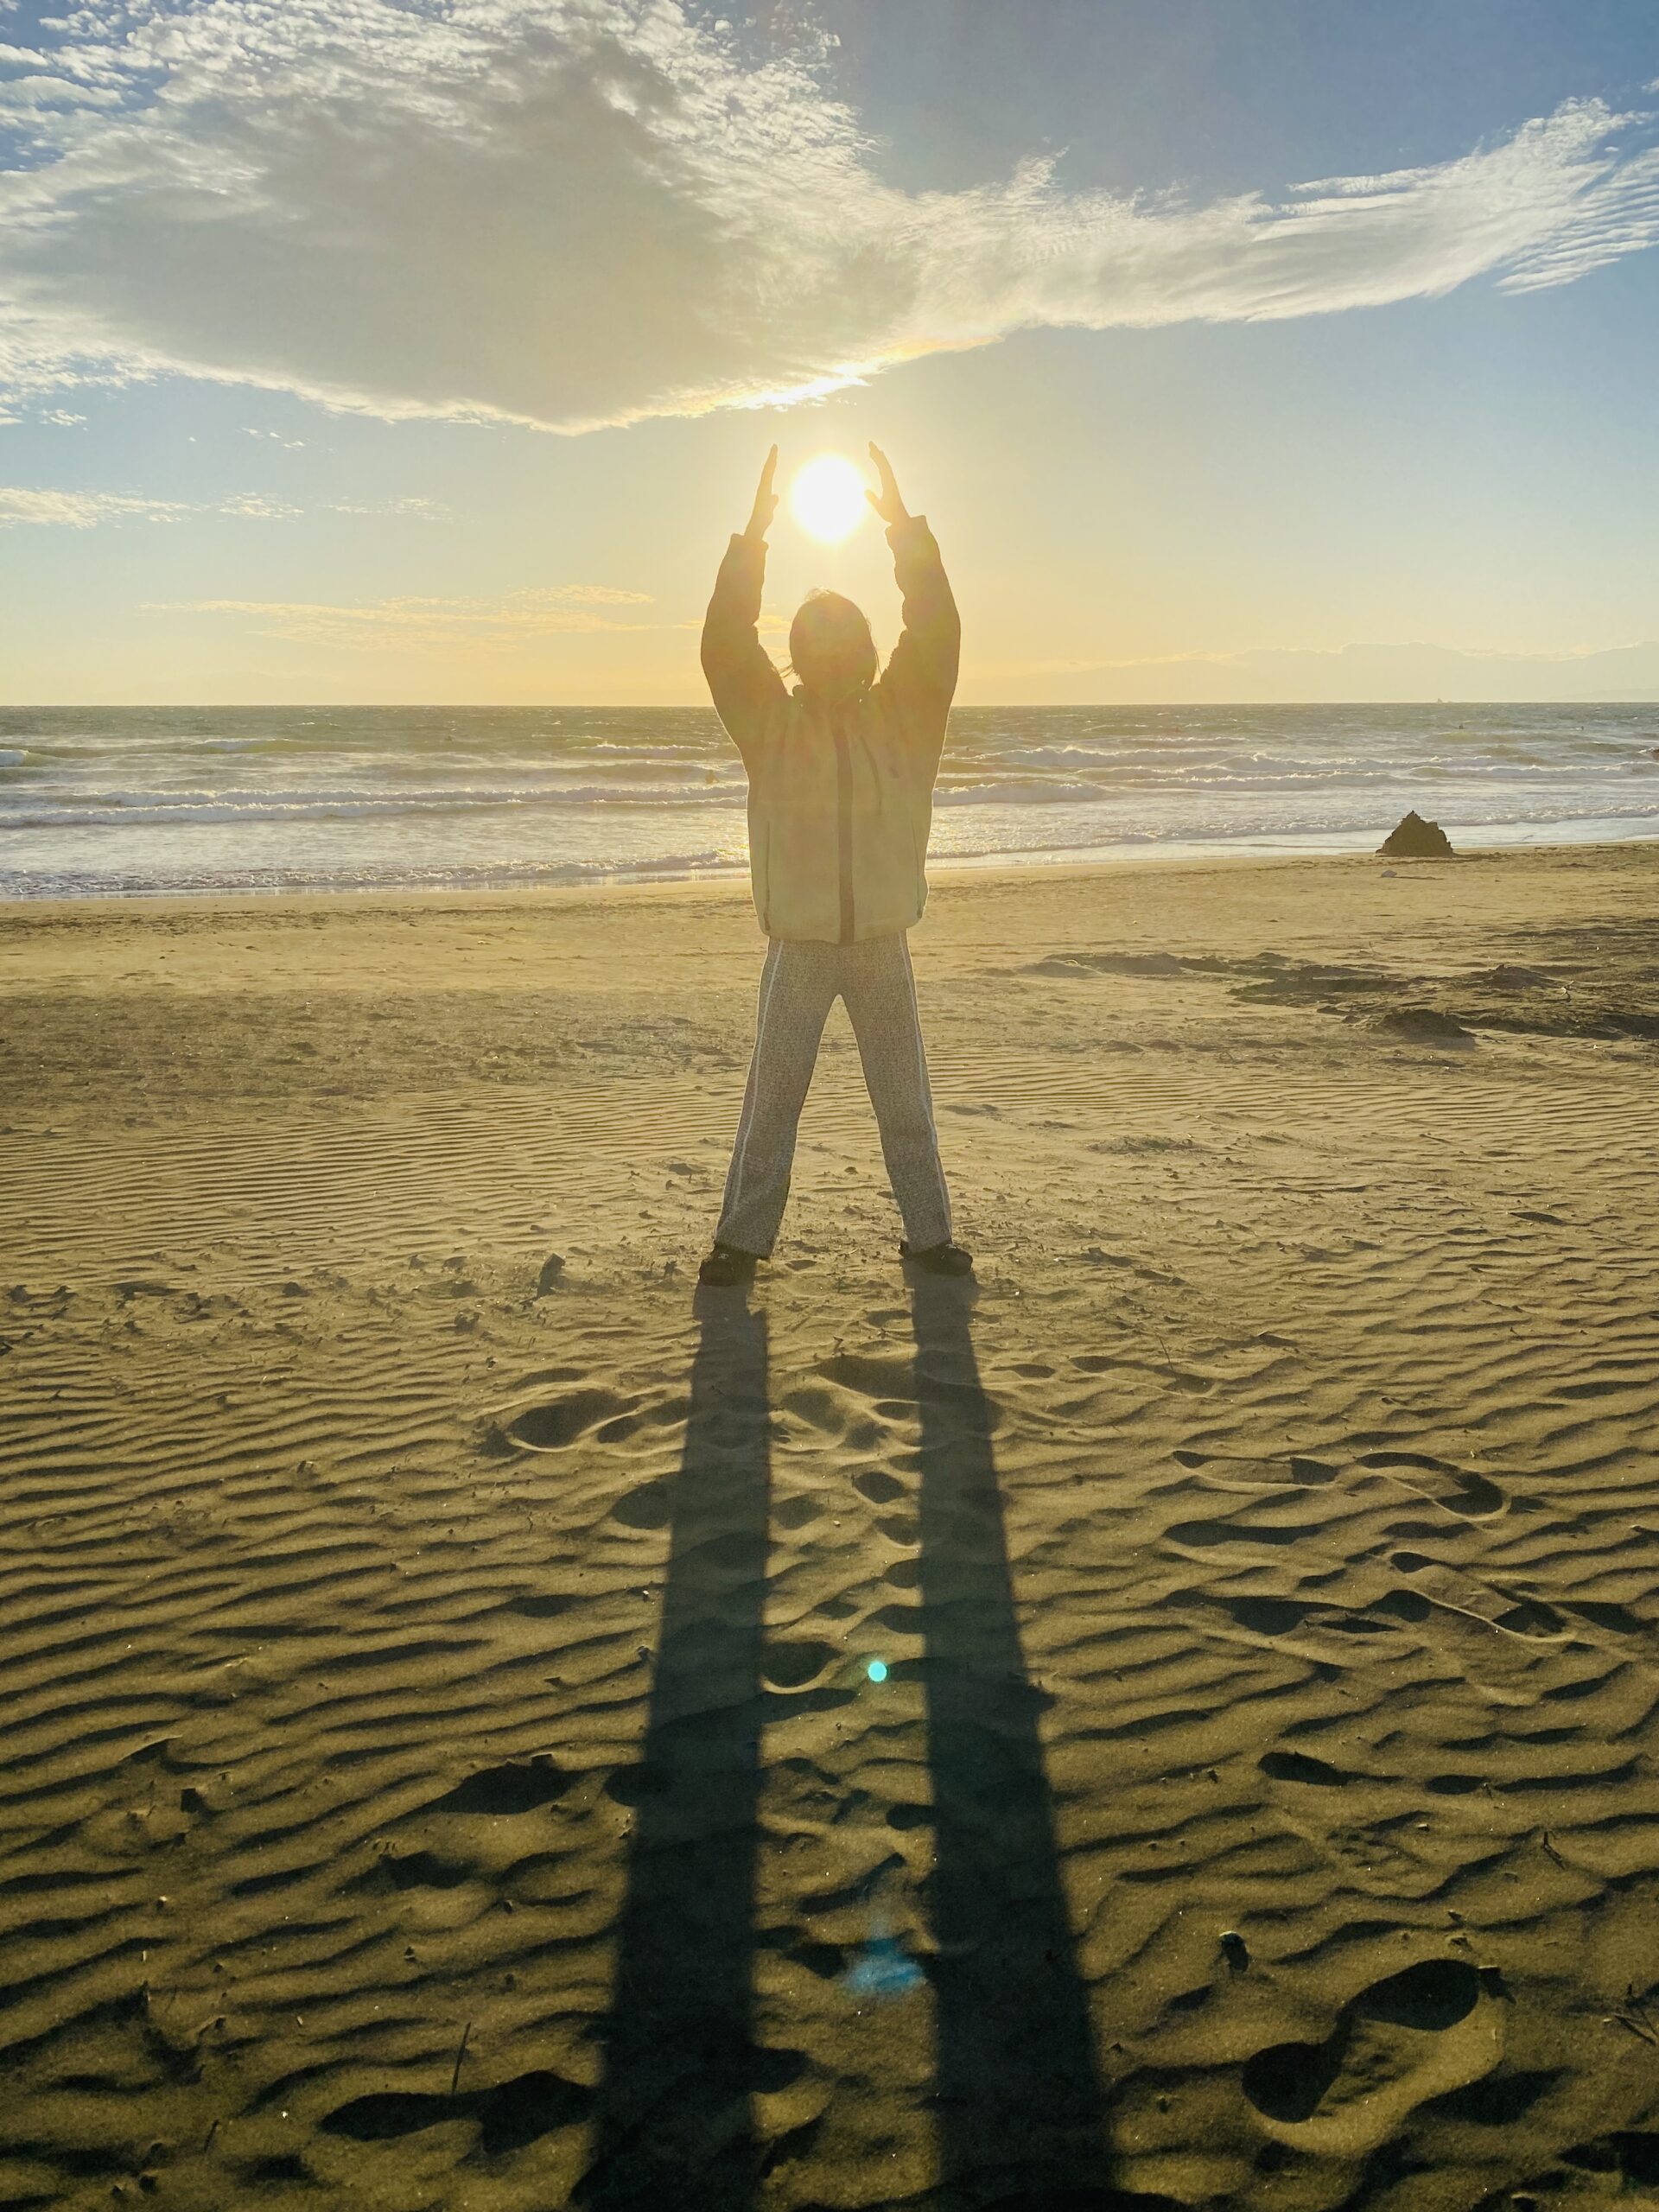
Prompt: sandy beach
<box><xmin>3</xmin><ymin>839</ymin><xmax>1658</xmax><ymax>2210</ymax></box>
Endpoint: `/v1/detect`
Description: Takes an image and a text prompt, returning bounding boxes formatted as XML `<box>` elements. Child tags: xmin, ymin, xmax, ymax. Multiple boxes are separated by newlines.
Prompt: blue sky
<box><xmin>827</xmin><ymin>1</ymin><xmax>1659</xmax><ymax>194</ymax></box>
<box><xmin>1</xmin><ymin>0</ymin><xmax>1656</xmax><ymax>702</ymax></box>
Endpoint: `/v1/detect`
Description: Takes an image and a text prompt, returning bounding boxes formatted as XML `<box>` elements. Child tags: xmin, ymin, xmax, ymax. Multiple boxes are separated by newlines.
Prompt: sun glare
<box><xmin>790</xmin><ymin>454</ymin><xmax>868</xmax><ymax>543</ymax></box>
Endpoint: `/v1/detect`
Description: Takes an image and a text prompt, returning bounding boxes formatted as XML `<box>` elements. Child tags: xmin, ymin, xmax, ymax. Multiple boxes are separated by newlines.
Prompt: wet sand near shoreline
<box><xmin>3</xmin><ymin>841</ymin><xmax>1658</xmax><ymax>2210</ymax></box>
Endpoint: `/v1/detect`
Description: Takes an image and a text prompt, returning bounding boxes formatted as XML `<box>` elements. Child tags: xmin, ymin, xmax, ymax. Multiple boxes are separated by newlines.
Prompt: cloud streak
<box><xmin>0</xmin><ymin>485</ymin><xmax>194</xmax><ymax>525</ymax></box>
<box><xmin>0</xmin><ymin>482</ymin><xmax>450</xmax><ymax>524</ymax></box>
<box><xmin>156</xmin><ymin>583</ymin><xmax>657</xmax><ymax>651</ymax></box>
<box><xmin>3</xmin><ymin>3</ymin><xmax>1657</xmax><ymax>432</ymax></box>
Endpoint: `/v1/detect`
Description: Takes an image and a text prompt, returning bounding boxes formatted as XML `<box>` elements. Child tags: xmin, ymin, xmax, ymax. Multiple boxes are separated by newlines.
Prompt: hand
<box><xmin>744</xmin><ymin>444</ymin><xmax>779</xmax><ymax>541</ymax></box>
<box><xmin>866</xmin><ymin>442</ymin><xmax>911</xmax><ymax>526</ymax></box>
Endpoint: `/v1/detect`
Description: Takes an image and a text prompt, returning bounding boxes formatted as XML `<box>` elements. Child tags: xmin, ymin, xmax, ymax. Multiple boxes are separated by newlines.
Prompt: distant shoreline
<box><xmin>4</xmin><ymin>697</ymin><xmax>1659</xmax><ymax>710</ymax></box>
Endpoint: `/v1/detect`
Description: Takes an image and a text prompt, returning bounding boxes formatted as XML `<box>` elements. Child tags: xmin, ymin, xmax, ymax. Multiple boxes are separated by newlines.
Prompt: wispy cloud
<box><xmin>0</xmin><ymin>482</ymin><xmax>448</xmax><ymax>524</ymax></box>
<box><xmin>326</xmin><ymin>496</ymin><xmax>449</xmax><ymax>519</ymax></box>
<box><xmin>154</xmin><ymin>584</ymin><xmax>657</xmax><ymax>652</ymax></box>
<box><xmin>0</xmin><ymin>485</ymin><xmax>193</xmax><ymax>525</ymax></box>
<box><xmin>217</xmin><ymin>491</ymin><xmax>304</xmax><ymax>520</ymax></box>
<box><xmin>2</xmin><ymin>4</ymin><xmax>1656</xmax><ymax>433</ymax></box>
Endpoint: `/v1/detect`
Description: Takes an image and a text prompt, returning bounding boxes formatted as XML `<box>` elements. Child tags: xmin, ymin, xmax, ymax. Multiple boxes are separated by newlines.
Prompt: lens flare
<box><xmin>790</xmin><ymin>454</ymin><xmax>868</xmax><ymax>543</ymax></box>
<box><xmin>866</xmin><ymin>1658</ymin><xmax>888</xmax><ymax>1682</ymax></box>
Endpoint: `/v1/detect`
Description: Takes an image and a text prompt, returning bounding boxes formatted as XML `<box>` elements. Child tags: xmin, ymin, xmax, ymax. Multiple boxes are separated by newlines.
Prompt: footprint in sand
<box><xmin>1358</xmin><ymin>1450</ymin><xmax>1507</xmax><ymax>1519</ymax></box>
<box><xmin>348</xmin><ymin>1847</ymin><xmax>474</xmax><ymax>1894</ymax></box>
<box><xmin>818</xmin><ymin>1351</ymin><xmax>1006</xmax><ymax>1430</ymax></box>
<box><xmin>1385</xmin><ymin>1551</ymin><xmax>1569</xmax><ymax>1642</ymax></box>
<box><xmin>1174</xmin><ymin>1446</ymin><xmax>1338</xmax><ymax>1489</ymax></box>
<box><xmin>1259</xmin><ymin>1748</ymin><xmax>1371</xmax><ymax>1789</ymax></box>
<box><xmin>1513</xmin><ymin>2131</ymin><xmax>1659</xmax><ymax>2198</ymax></box>
<box><xmin>762</xmin><ymin>1639</ymin><xmax>839</xmax><ymax>1690</ymax></box>
<box><xmin>610</xmin><ymin>1480</ymin><xmax>674</xmax><ymax>1529</ymax></box>
<box><xmin>1174</xmin><ymin>1444</ymin><xmax>1507</xmax><ymax>1519</ymax></box>
<box><xmin>875</xmin><ymin>1511</ymin><xmax>921</xmax><ymax>1546</ymax></box>
<box><xmin>321</xmin><ymin>2068</ymin><xmax>588</xmax><ymax>2154</ymax></box>
<box><xmin>854</xmin><ymin>1469</ymin><xmax>907</xmax><ymax>1507</ymax></box>
<box><xmin>817</xmin><ymin>1351</ymin><xmax>916</xmax><ymax>1399</ymax></box>
<box><xmin>425</xmin><ymin>1759</ymin><xmax>570</xmax><ymax>1815</ymax></box>
<box><xmin>505</xmin><ymin>1388</ymin><xmax>633</xmax><ymax>1449</ymax></box>
<box><xmin>500</xmin><ymin>1592</ymin><xmax>575</xmax><ymax>1619</ymax></box>
<box><xmin>774</xmin><ymin>1492</ymin><xmax>826</xmax><ymax>1530</ymax></box>
<box><xmin>1165</xmin><ymin>1516</ymin><xmax>1302</xmax><ymax>1551</ymax></box>
<box><xmin>1224</xmin><ymin>1595</ymin><xmax>1318</xmax><ymax>1636</ymax></box>
<box><xmin>780</xmin><ymin>1382</ymin><xmax>855</xmax><ymax>1433</ymax></box>
<box><xmin>1242</xmin><ymin>1959</ymin><xmax>1502</xmax><ymax>2157</ymax></box>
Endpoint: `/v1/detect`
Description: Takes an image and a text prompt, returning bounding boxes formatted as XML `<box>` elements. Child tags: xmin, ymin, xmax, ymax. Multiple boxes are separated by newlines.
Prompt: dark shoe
<box><xmin>900</xmin><ymin>1239</ymin><xmax>975</xmax><ymax>1277</ymax></box>
<box><xmin>698</xmin><ymin>1242</ymin><xmax>760</xmax><ymax>1287</ymax></box>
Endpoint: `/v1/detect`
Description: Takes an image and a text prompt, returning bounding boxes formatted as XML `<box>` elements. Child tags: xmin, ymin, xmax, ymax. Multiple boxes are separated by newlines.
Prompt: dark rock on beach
<box><xmin>1378</xmin><ymin>810</ymin><xmax>1455</xmax><ymax>857</ymax></box>
<box><xmin>1373</xmin><ymin>1005</ymin><xmax>1471</xmax><ymax>1041</ymax></box>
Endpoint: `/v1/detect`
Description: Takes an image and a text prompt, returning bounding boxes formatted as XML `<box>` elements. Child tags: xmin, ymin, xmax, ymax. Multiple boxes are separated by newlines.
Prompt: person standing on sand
<box><xmin>696</xmin><ymin>442</ymin><xmax>974</xmax><ymax>1289</ymax></box>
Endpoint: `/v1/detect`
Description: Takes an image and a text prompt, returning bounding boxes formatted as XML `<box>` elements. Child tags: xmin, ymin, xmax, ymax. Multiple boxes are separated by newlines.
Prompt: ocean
<box><xmin>2</xmin><ymin>702</ymin><xmax>1656</xmax><ymax>899</ymax></box>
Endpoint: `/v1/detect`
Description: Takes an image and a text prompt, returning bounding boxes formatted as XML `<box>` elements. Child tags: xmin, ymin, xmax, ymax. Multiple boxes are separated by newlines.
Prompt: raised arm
<box><xmin>868</xmin><ymin>443</ymin><xmax>960</xmax><ymax>755</ymax></box>
<box><xmin>701</xmin><ymin>444</ymin><xmax>787</xmax><ymax>771</ymax></box>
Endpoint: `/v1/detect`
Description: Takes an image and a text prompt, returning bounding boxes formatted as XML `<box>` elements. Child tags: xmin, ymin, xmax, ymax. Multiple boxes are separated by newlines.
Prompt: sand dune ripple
<box><xmin>2</xmin><ymin>844</ymin><xmax>1656</xmax><ymax>2207</ymax></box>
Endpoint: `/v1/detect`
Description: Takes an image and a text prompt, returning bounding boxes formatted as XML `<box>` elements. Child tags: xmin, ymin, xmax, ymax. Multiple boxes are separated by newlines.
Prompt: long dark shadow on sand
<box><xmin>581</xmin><ymin>1288</ymin><xmax>772</xmax><ymax>2211</ymax></box>
<box><xmin>909</xmin><ymin>1274</ymin><xmax>1109</xmax><ymax>2198</ymax></box>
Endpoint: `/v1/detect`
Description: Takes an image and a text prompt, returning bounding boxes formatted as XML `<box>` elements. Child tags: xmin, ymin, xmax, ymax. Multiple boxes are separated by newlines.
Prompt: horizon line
<box><xmin>6</xmin><ymin>696</ymin><xmax>1658</xmax><ymax>713</ymax></box>
<box><xmin>10</xmin><ymin>698</ymin><xmax>1659</xmax><ymax>708</ymax></box>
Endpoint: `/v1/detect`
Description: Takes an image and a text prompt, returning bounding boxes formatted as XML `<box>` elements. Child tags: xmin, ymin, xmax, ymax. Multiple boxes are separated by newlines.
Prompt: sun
<box><xmin>790</xmin><ymin>454</ymin><xmax>868</xmax><ymax>544</ymax></box>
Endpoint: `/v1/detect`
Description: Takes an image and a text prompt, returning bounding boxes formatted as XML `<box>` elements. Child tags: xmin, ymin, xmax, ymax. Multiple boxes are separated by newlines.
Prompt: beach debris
<box><xmin>1220</xmin><ymin>1929</ymin><xmax>1251</xmax><ymax>1973</ymax></box>
<box><xmin>1607</xmin><ymin>1985</ymin><xmax>1659</xmax><ymax>2045</ymax></box>
<box><xmin>1377</xmin><ymin>810</ymin><xmax>1455</xmax><ymax>857</ymax></box>
<box><xmin>535</xmin><ymin>1253</ymin><xmax>565</xmax><ymax>1294</ymax></box>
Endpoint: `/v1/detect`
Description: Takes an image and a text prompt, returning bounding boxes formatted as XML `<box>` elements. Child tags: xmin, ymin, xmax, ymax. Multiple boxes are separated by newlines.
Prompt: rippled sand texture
<box><xmin>3</xmin><ymin>842</ymin><xmax>1657</xmax><ymax>2211</ymax></box>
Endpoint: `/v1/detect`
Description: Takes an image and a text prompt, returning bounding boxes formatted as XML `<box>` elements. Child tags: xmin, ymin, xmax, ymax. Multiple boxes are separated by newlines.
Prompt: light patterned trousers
<box><xmin>716</xmin><ymin>933</ymin><xmax>953</xmax><ymax>1258</ymax></box>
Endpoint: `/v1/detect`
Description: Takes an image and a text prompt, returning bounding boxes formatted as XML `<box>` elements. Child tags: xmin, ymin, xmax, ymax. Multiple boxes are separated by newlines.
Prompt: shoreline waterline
<box><xmin>4</xmin><ymin>820</ymin><xmax>1657</xmax><ymax>918</ymax></box>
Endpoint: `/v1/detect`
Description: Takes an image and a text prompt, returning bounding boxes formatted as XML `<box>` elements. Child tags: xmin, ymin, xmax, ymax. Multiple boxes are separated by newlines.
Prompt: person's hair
<box><xmin>788</xmin><ymin>589</ymin><xmax>878</xmax><ymax>700</ymax></box>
